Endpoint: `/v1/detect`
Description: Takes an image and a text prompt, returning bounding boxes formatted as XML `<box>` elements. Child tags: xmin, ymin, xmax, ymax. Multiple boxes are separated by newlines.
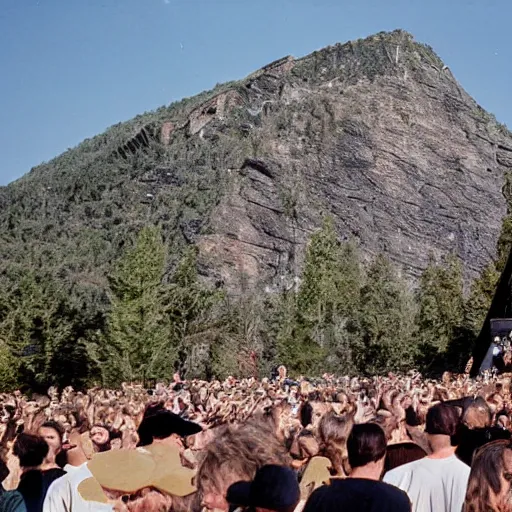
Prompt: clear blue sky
<box><xmin>0</xmin><ymin>0</ymin><xmax>510</xmax><ymax>185</ymax></box>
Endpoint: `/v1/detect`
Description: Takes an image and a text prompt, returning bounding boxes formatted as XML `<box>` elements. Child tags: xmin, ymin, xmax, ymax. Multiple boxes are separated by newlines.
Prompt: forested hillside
<box><xmin>1</xmin><ymin>30</ymin><xmax>512</xmax><ymax>390</ymax></box>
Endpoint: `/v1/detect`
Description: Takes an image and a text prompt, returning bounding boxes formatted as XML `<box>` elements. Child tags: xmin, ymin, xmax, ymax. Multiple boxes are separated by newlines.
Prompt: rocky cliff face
<box><xmin>1</xmin><ymin>30</ymin><xmax>511</xmax><ymax>294</ymax></box>
<box><xmin>196</xmin><ymin>30</ymin><xmax>511</xmax><ymax>290</ymax></box>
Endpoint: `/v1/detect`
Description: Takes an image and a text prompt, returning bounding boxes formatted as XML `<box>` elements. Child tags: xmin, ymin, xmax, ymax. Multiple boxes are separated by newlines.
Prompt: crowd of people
<box><xmin>1</xmin><ymin>366</ymin><xmax>512</xmax><ymax>511</ymax></box>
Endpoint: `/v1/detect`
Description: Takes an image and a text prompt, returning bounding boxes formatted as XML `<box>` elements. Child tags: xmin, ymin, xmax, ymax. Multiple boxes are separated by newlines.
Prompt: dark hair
<box><xmin>384</xmin><ymin>442</ymin><xmax>427</xmax><ymax>472</ymax></box>
<box><xmin>13</xmin><ymin>433</ymin><xmax>49</xmax><ymax>468</ymax></box>
<box><xmin>426</xmin><ymin>404</ymin><xmax>460</xmax><ymax>437</ymax></box>
<box><xmin>0</xmin><ymin>457</ymin><xmax>9</xmax><ymax>483</ymax></box>
<box><xmin>347</xmin><ymin>423</ymin><xmax>387</xmax><ymax>469</ymax></box>
<box><xmin>300</xmin><ymin>402</ymin><xmax>313</xmax><ymax>428</ymax></box>
<box><xmin>40</xmin><ymin>421</ymin><xmax>65</xmax><ymax>441</ymax></box>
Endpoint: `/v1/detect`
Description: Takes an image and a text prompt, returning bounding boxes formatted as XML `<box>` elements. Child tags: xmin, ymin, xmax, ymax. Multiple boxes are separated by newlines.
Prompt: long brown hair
<box><xmin>318</xmin><ymin>411</ymin><xmax>354</xmax><ymax>476</ymax></box>
<box><xmin>464</xmin><ymin>440</ymin><xmax>512</xmax><ymax>512</ymax></box>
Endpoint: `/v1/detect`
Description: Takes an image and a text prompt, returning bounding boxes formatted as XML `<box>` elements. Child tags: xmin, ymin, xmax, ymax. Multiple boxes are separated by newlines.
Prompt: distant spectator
<box><xmin>38</xmin><ymin>421</ymin><xmax>65</xmax><ymax>470</ymax></box>
<box><xmin>455</xmin><ymin>397</ymin><xmax>510</xmax><ymax>466</ymax></box>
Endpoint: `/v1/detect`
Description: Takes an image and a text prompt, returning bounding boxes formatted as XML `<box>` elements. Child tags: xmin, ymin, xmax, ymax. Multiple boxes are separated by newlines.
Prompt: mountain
<box><xmin>1</xmin><ymin>30</ymin><xmax>511</xmax><ymax>299</ymax></box>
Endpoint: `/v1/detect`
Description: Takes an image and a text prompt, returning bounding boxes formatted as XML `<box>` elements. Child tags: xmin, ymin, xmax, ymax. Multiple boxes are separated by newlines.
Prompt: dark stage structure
<box><xmin>471</xmin><ymin>250</ymin><xmax>512</xmax><ymax>377</ymax></box>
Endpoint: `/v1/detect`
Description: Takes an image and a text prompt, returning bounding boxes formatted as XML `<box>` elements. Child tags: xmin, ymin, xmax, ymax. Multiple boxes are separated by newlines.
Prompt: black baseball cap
<box><xmin>227</xmin><ymin>465</ymin><xmax>300</xmax><ymax>512</ymax></box>
<box><xmin>137</xmin><ymin>410</ymin><xmax>202</xmax><ymax>447</ymax></box>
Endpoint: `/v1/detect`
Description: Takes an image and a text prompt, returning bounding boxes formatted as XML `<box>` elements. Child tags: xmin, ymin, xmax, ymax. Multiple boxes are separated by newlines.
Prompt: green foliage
<box><xmin>275</xmin><ymin>219</ymin><xmax>362</xmax><ymax>376</ymax></box>
<box><xmin>0</xmin><ymin>270</ymin><xmax>97</xmax><ymax>391</ymax></box>
<box><xmin>0</xmin><ymin>340</ymin><xmax>19</xmax><ymax>392</ymax></box>
<box><xmin>357</xmin><ymin>254</ymin><xmax>417</xmax><ymax>375</ymax></box>
<box><xmin>496</xmin><ymin>214</ymin><xmax>512</xmax><ymax>273</ymax></box>
<box><xmin>101</xmin><ymin>226</ymin><xmax>172</xmax><ymax>385</ymax></box>
<box><xmin>415</xmin><ymin>255</ymin><xmax>467</xmax><ymax>372</ymax></box>
<box><xmin>465</xmin><ymin>263</ymin><xmax>500</xmax><ymax>336</ymax></box>
<box><xmin>416</xmin><ymin>255</ymin><xmax>465</xmax><ymax>352</ymax></box>
<box><xmin>163</xmin><ymin>247</ymin><xmax>225</xmax><ymax>377</ymax></box>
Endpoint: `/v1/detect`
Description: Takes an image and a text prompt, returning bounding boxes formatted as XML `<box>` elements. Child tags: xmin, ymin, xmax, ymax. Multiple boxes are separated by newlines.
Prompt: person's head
<box><xmin>496</xmin><ymin>411</ymin><xmax>510</xmax><ymax>430</ymax></box>
<box><xmin>39</xmin><ymin>420</ymin><xmax>65</xmax><ymax>462</ymax></box>
<box><xmin>462</xmin><ymin>398</ymin><xmax>492</xmax><ymax>429</ymax></box>
<box><xmin>464</xmin><ymin>440</ymin><xmax>512</xmax><ymax>512</ymax></box>
<box><xmin>198</xmin><ymin>422</ymin><xmax>291</xmax><ymax>512</ymax></box>
<box><xmin>13</xmin><ymin>433</ymin><xmax>49</xmax><ymax>469</ymax></box>
<box><xmin>90</xmin><ymin>425</ymin><xmax>111</xmax><ymax>452</ymax></box>
<box><xmin>136</xmin><ymin>410</ymin><xmax>202</xmax><ymax>449</ymax></box>
<box><xmin>318</xmin><ymin>411</ymin><xmax>354</xmax><ymax>476</ymax></box>
<box><xmin>347</xmin><ymin>423</ymin><xmax>387</xmax><ymax>476</ymax></box>
<box><xmin>384</xmin><ymin>442</ymin><xmax>427</xmax><ymax>473</ymax></box>
<box><xmin>227</xmin><ymin>465</ymin><xmax>300</xmax><ymax>512</ymax></box>
<box><xmin>425</xmin><ymin>403</ymin><xmax>460</xmax><ymax>449</ymax></box>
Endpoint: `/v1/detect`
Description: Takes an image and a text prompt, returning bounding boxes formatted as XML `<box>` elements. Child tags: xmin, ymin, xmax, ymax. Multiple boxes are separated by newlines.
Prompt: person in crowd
<box><xmin>38</xmin><ymin>421</ymin><xmax>65</xmax><ymax>470</ymax></box>
<box><xmin>455</xmin><ymin>397</ymin><xmax>511</xmax><ymax>466</ymax></box>
<box><xmin>463</xmin><ymin>439</ymin><xmax>512</xmax><ymax>512</ymax></box>
<box><xmin>303</xmin><ymin>423</ymin><xmax>411</xmax><ymax>511</ymax></box>
<box><xmin>198</xmin><ymin>422</ymin><xmax>291</xmax><ymax>512</ymax></box>
<box><xmin>42</xmin><ymin>430</ymin><xmax>114</xmax><ymax>512</ymax></box>
<box><xmin>227</xmin><ymin>464</ymin><xmax>300</xmax><ymax>512</ymax></box>
<box><xmin>317</xmin><ymin>411</ymin><xmax>353</xmax><ymax>477</ymax></box>
<box><xmin>0</xmin><ymin>433</ymin><xmax>65</xmax><ymax>512</ymax></box>
<box><xmin>89</xmin><ymin>425</ymin><xmax>111</xmax><ymax>453</ymax></box>
<box><xmin>136</xmin><ymin>409</ymin><xmax>202</xmax><ymax>450</ymax></box>
<box><xmin>384</xmin><ymin>403</ymin><xmax>470</xmax><ymax>512</ymax></box>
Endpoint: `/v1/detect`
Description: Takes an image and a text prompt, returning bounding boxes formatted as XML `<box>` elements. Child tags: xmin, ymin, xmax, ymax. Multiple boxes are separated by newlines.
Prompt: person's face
<box><xmin>39</xmin><ymin>426</ymin><xmax>62</xmax><ymax>455</ymax></box>
<box><xmin>90</xmin><ymin>426</ymin><xmax>110</xmax><ymax>447</ymax></box>
<box><xmin>498</xmin><ymin>415</ymin><xmax>510</xmax><ymax>429</ymax></box>
<box><xmin>201</xmin><ymin>487</ymin><xmax>229</xmax><ymax>512</ymax></box>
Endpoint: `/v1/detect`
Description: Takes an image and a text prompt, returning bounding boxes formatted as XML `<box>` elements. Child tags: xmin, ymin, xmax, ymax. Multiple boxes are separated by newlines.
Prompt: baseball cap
<box><xmin>227</xmin><ymin>465</ymin><xmax>300</xmax><ymax>512</ymax></box>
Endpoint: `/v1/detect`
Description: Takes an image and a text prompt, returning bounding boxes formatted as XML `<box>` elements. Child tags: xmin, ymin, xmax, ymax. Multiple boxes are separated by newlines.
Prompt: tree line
<box><xmin>0</xmin><ymin>220</ymin><xmax>500</xmax><ymax>392</ymax></box>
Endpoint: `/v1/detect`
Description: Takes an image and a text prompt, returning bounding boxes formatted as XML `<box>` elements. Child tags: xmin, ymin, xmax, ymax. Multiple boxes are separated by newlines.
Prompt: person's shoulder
<box><xmin>0</xmin><ymin>490</ymin><xmax>27</xmax><ymax>512</ymax></box>
<box><xmin>376</xmin><ymin>480</ymin><xmax>410</xmax><ymax>498</ymax></box>
<box><xmin>384</xmin><ymin>458</ymin><xmax>422</xmax><ymax>478</ymax></box>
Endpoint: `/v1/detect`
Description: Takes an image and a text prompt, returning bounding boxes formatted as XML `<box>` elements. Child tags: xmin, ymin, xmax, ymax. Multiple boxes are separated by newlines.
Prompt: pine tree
<box><xmin>465</xmin><ymin>263</ymin><xmax>500</xmax><ymax>336</ymax></box>
<box><xmin>415</xmin><ymin>254</ymin><xmax>466</xmax><ymax>370</ymax></box>
<box><xmin>0</xmin><ymin>270</ymin><xmax>92</xmax><ymax>390</ymax></box>
<box><xmin>163</xmin><ymin>247</ymin><xmax>225</xmax><ymax>378</ymax></box>
<box><xmin>357</xmin><ymin>254</ymin><xmax>417</xmax><ymax>375</ymax></box>
<box><xmin>104</xmin><ymin>226</ymin><xmax>172</xmax><ymax>385</ymax></box>
<box><xmin>276</xmin><ymin>218</ymin><xmax>362</xmax><ymax>376</ymax></box>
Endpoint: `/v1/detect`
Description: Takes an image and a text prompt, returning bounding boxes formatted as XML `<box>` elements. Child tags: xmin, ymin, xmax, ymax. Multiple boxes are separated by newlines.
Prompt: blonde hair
<box><xmin>197</xmin><ymin>420</ymin><xmax>291</xmax><ymax>496</ymax></box>
<box><xmin>318</xmin><ymin>411</ymin><xmax>354</xmax><ymax>476</ymax></box>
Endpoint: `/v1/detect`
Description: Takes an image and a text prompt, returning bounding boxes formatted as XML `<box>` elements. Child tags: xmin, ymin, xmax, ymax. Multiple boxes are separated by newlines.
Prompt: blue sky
<box><xmin>0</xmin><ymin>0</ymin><xmax>510</xmax><ymax>185</ymax></box>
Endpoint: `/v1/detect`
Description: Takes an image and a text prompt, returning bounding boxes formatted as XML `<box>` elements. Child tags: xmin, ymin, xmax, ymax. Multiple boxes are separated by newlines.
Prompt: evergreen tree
<box><xmin>415</xmin><ymin>254</ymin><xmax>466</xmax><ymax>370</ymax></box>
<box><xmin>104</xmin><ymin>226</ymin><xmax>172</xmax><ymax>385</ymax></box>
<box><xmin>0</xmin><ymin>270</ymin><xmax>92</xmax><ymax>391</ymax></box>
<box><xmin>496</xmin><ymin>214</ymin><xmax>512</xmax><ymax>273</ymax></box>
<box><xmin>465</xmin><ymin>263</ymin><xmax>500</xmax><ymax>336</ymax></box>
<box><xmin>276</xmin><ymin>218</ymin><xmax>362</xmax><ymax>375</ymax></box>
<box><xmin>163</xmin><ymin>247</ymin><xmax>224</xmax><ymax>378</ymax></box>
<box><xmin>358</xmin><ymin>254</ymin><xmax>416</xmax><ymax>375</ymax></box>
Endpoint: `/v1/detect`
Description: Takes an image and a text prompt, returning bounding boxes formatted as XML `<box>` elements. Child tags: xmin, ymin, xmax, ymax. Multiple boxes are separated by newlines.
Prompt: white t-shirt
<box><xmin>42</xmin><ymin>463</ymin><xmax>113</xmax><ymax>512</ymax></box>
<box><xmin>383</xmin><ymin>455</ymin><xmax>470</xmax><ymax>512</ymax></box>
